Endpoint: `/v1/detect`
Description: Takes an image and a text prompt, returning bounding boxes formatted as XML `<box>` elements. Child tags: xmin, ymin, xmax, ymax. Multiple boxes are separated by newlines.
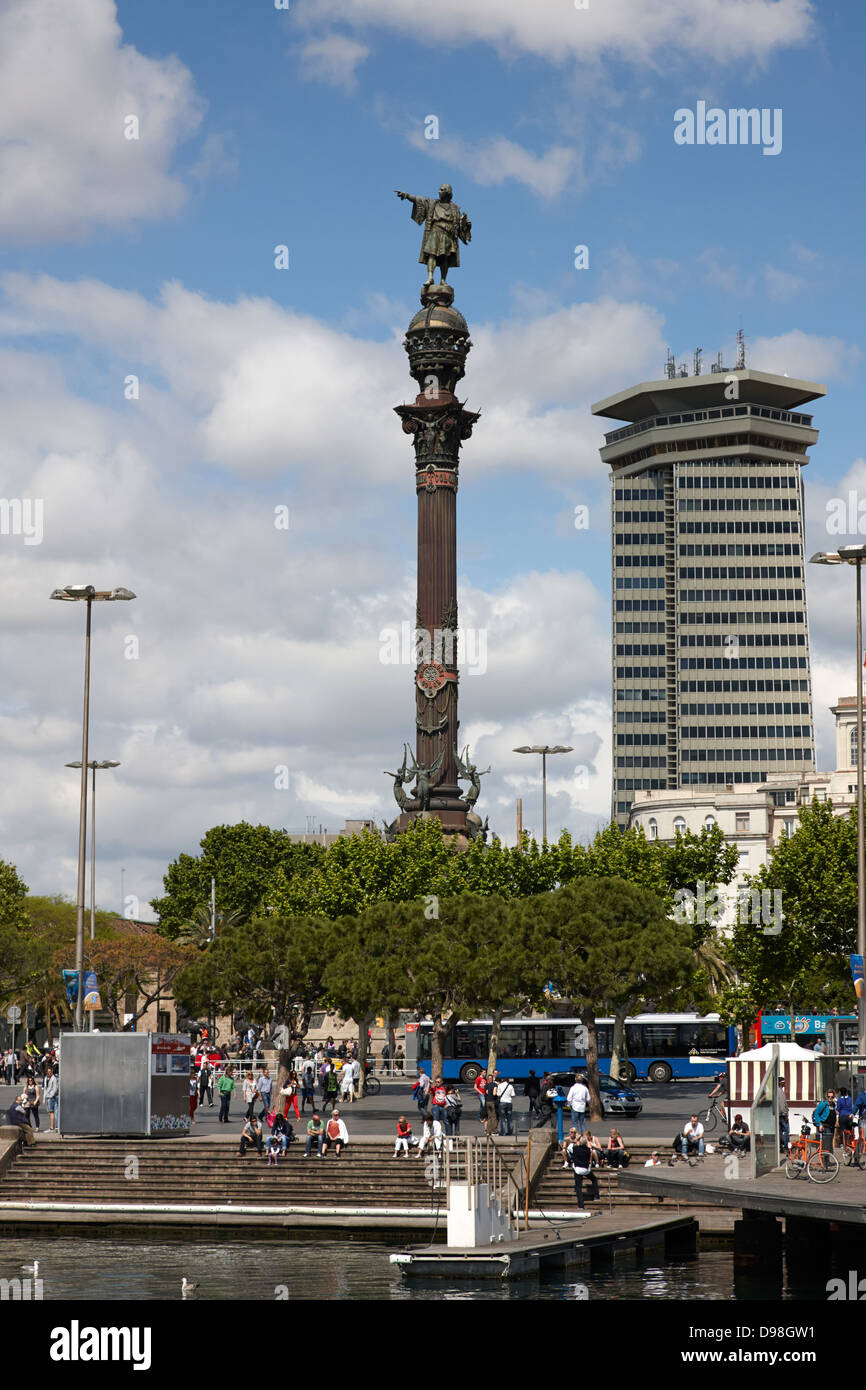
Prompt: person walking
<box><xmin>496</xmin><ymin>1077</ymin><xmax>516</xmax><ymax>1136</ymax></box>
<box><xmin>812</xmin><ymin>1089</ymin><xmax>838</xmax><ymax>1168</ymax></box>
<box><xmin>523</xmin><ymin>1070</ymin><xmax>541</xmax><ymax>1122</ymax></box>
<box><xmin>300</xmin><ymin>1066</ymin><xmax>316</xmax><ymax>1114</ymax></box>
<box><xmin>43</xmin><ymin>1065</ymin><xmax>59</xmax><ymax>1133</ymax></box>
<box><xmin>777</xmin><ymin>1077</ymin><xmax>790</xmax><ymax>1154</ymax></box>
<box><xmin>24</xmin><ymin>1074</ymin><xmax>41</xmax><ymax>1132</ymax></box>
<box><xmin>431</xmin><ymin>1078</ymin><xmax>448</xmax><ymax>1128</ymax></box>
<box><xmin>189</xmin><ymin>1072</ymin><xmax>198</xmax><ymax>1124</ymax></box>
<box><xmin>566</xmin><ymin>1074</ymin><xmax>590</xmax><ymax>1135</ymax></box>
<box><xmin>217</xmin><ymin>1067</ymin><xmax>236</xmax><ymax>1123</ymax></box>
<box><xmin>394</xmin><ymin>1044</ymin><xmax>405</xmax><ymax>1076</ymax></box>
<box><xmin>198</xmin><ymin>1060</ymin><xmax>210</xmax><ymax>1109</ymax></box>
<box><xmin>322</xmin><ymin>1064</ymin><xmax>340</xmax><ymax>1113</ymax></box>
<box><xmin>280</xmin><ymin>1075</ymin><xmax>300</xmax><ymax>1121</ymax></box>
<box><xmin>256</xmin><ymin>1067</ymin><xmax>273</xmax><ymax>1122</ymax></box>
<box><xmin>473</xmin><ymin>1071</ymin><xmax>487</xmax><ymax>1120</ymax></box>
<box><xmin>242</xmin><ymin>1070</ymin><xmax>257</xmax><ymax>1120</ymax></box>
<box><xmin>412</xmin><ymin>1071</ymin><xmax>431</xmax><ymax>1115</ymax></box>
<box><xmin>340</xmin><ymin>1063</ymin><xmax>355</xmax><ymax>1104</ymax></box>
<box><xmin>444</xmin><ymin>1086</ymin><xmax>463</xmax><ymax>1135</ymax></box>
<box><xmin>567</xmin><ymin>1131</ymin><xmax>599</xmax><ymax>1210</ymax></box>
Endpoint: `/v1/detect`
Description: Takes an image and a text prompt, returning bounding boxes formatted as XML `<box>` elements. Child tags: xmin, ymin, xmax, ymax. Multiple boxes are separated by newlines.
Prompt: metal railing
<box><xmin>441</xmin><ymin>1135</ymin><xmax>525</xmax><ymax>1237</ymax></box>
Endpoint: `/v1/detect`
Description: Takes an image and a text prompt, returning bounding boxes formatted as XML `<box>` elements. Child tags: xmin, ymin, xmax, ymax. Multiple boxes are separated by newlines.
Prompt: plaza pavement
<box><xmin>0</xmin><ymin>1077</ymin><xmax>718</xmax><ymax>1149</ymax></box>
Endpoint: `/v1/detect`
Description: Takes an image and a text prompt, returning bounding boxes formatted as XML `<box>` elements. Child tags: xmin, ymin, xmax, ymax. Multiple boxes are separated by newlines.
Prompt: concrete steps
<box><xmin>0</xmin><ymin>1139</ymin><xmax>451</xmax><ymax>1210</ymax></box>
<box><xmin>533</xmin><ymin>1151</ymin><xmax>737</xmax><ymax>1231</ymax></box>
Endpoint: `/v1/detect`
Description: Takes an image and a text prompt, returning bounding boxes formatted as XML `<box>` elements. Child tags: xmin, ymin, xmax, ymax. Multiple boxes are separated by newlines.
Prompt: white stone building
<box><xmin>628</xmin><ymin>695</ymin><xmax>859</xmax><ymax>929</ymax></box>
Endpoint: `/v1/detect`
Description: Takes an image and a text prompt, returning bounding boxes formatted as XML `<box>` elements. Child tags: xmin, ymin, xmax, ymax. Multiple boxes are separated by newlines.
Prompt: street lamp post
<box><xmin>65</xmin><ymin>760</ymin><xmax>121</xmax><ymax>1032</ymax></box>
<box><xmin>810</xmin><ymin>546</ymin><xmax>866</xmax><ymax>1057</ymax></box>
<box><xmin>513</xmin><ymin>744</ymin><xmax>573</xmax><ymax>843</ymax></box>
<box><xmin>51</xmin><ymin>584</ymin><xmax>135</xmax><ymax>1031</ymax></box>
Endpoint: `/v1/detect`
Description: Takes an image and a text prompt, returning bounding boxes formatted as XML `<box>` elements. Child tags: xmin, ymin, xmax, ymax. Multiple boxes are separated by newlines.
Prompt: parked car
<box><xmin>546</xmin><ymin>1071</ymin><xmax>643</xmax><ymax>1117</ymax></box>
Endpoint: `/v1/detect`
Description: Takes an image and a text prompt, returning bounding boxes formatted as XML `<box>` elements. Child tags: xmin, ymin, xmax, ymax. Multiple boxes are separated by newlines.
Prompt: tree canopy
<box><xmin>718</xmin><ymin>799</ymin><xmax>858</xmax><ymax>1024</ymax></box>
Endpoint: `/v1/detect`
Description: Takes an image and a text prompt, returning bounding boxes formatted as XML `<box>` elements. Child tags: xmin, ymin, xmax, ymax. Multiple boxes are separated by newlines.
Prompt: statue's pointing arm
<box><xmin>395</xmin><ymin>190</ymin><xmax>430</xmax><ymax>226</ymax></box>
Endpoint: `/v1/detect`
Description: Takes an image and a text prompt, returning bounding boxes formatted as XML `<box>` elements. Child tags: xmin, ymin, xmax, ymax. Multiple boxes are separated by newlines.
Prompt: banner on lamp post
<box><xmin>850</xmin><ymin>955</ymin><xmax>864</xmax><ymax>1000</ymax></box>
<box><xmin>83</xmin><ymin>967</ymin><xmax>102</xmax><ymax>1011</ymax></box>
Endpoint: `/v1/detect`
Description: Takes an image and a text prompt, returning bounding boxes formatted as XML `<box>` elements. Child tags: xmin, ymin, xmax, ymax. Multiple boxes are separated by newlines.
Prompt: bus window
<box><xmin>595</xmin><ymin>1025</ymin><xmax>613</xmax><ymax>1056</ymax></box>
<box><xmin>687</xmin><ymin>1023</ymin><xmax>727</xmax><ymax>1056</ymax></box>
<box><xmin>418</xmin><ymin>1030</ymin><xmax>431</xmax><ymax>1061</ymax></box>
<box><xmin>627</xmin><ymin>1024</ymin><xmax>678</xmax><ymax>1056</ymax></box>
<box><xmin>454</xmin><ymin>1026</ymin><xmax>489</xmax><ymax>1058</ymax></box>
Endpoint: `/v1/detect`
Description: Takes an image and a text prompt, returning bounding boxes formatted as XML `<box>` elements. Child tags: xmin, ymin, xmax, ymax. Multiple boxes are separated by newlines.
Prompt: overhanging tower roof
<box><xmin>591</xmin><ymin>369</ymin><xmax>826</xmax><ymax>423</ymax></box>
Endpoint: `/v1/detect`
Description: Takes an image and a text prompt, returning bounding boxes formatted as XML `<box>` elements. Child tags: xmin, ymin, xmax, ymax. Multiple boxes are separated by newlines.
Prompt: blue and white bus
<box><xmin>417</xmin><ymin>1013</ymin><xmax>737</xmax><ymax>1085</ymax></box>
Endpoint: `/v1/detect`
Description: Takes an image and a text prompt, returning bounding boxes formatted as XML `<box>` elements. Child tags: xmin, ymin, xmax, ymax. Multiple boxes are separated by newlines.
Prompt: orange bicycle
<box><xmin>836</xmin><ymin>1122</ymin><xmax>866</xmax><ymax>1169</ymax></box>
<box><xmin>785</xmin><ymin>1122</ymin><xmax>839</xmax><ymax>1183</ymax></box>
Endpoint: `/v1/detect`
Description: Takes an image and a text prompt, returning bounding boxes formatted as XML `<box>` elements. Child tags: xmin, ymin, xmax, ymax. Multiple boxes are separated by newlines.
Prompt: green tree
<box><xmin>269</xmin><ymin>818</ymin><xmax>570</xmax><ymax>918</ymax></box>
<box><xmin>0</xmin><ymin>859</ymin><xmax>30</xmax><ymax>984</ymax></box>
<box><xmin>718</xmin><ymin>799</ymin><xmax>858</xmax><ymax>1031</ymax></box>
<box><xmin>173</xmin><ymin>912</ymin><xmax>334</xmax><ymax>1047</ymax></box>
<box><xmin>562</xmin><ymin>822</ymin><xmax>738</xmax><ymax>1074</ymax></box>
<box><xmin>531</xmin><ymin>877</ymin><xmax>696</xmax><ymax>1118</ymax></box>
<box><xmin>88</xmin><ymin>932</ymin><xmax>197</xmax><ymax>1031</ymax></box>
<box><xmin>2</xmin><ymin>895</ymin><xmax>118</xmax><ymax>1037</ymax></box>
<box><xmin>152</xmin><ymin>823</ymin><xmax>325</xmax><ymax>938</ymax></box>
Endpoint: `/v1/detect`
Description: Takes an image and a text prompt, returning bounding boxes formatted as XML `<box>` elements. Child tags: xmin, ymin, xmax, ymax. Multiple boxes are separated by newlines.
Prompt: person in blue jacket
<box><xmin>812</xmin><ymin>1089</ymin><xmax>838</xmax><ymax>1169</ymax></box>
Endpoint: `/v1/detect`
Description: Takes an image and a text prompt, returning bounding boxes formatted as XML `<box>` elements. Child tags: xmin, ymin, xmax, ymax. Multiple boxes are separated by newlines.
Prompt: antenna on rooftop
<box><xmin>665</xmin><ymin>348</ymin><xmax>676</xmax><ymax>380</ymax></box>
<box><xmin>693</xmin><ymin>347</ymin><xmax>703</xmax><ymax>377</ymax></box>
<box><xmin>736</xmin><ymin>328</ymin><xmax>746</xmax><ymax>370</ymax></box>
<box><xmin>710</xmin><ymin>350</ymin><xmax>725</xmax><ymax>374</ymax></box>
<box><xmin>678</xmin><ymin>363</ymin><xmax>688</xmax><ymax>377</ymax></box>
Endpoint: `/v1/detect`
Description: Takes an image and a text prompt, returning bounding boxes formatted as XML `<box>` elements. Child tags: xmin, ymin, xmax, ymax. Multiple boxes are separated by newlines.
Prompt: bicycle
<box><xmin>835</xmin><ymin>1121</ymin><xmax>865</xmax><ymax>1169</ymax></box>
<box><xmin>785</xmin><ymin>1122</ymin><xmax>839</xmax><ymax>1183</ymax></box>
<box><xmin>701</xmin><ymin>1097</ymin><xmax>728</xmax><ymax>1133</ymax></box>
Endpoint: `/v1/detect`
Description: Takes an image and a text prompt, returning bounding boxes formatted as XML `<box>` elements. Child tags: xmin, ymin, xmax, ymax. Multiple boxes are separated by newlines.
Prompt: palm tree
<box><xmin>177</xmin><ymin>904</ymin><xmax>246</xmax><ymax>950</ymax></box>
<box><xmin>695</xmin><ymin>937</ymin><xmax>734</xmax><ymax>997</ymax></box>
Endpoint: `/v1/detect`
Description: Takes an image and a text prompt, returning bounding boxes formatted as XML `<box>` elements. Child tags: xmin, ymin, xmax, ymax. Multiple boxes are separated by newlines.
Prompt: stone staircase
<box><xmin>532</xmin><ymin>1142</ymin><xmax>737</xmax><ymax>1233</ymax></box>
<box><xmin>0</xmin><ymin>1137</ymin><xmax>444</xmax><ymax>1213</ymax></box>
<box><xmin>0</xmin><ymin>1135</ymin><xmax>736</xmax><ymax>1234</ymax></box>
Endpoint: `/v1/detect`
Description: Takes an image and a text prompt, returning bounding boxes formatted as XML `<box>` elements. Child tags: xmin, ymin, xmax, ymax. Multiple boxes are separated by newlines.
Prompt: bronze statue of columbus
<box><xmin>395</xmin><ymin>184</ymin><xmax>471</xmax><ymax>286</ymax></box>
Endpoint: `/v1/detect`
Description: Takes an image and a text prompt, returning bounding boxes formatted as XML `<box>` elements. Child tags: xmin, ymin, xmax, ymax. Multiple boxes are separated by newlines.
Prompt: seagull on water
<box><xmin>21</xmin><ymin>1259</ymin><xmax>39</xmax><ymax>1276</ymax></box>
<box><xmin>182</xmin><ymin>1277</ymin><xmax>199</xmax><ymax>1296</ymax></box>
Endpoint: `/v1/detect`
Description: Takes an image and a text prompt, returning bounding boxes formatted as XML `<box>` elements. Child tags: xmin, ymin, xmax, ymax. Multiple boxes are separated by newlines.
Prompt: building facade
<box><xmin>591</xmin><ymin>367</ymin><xmax>825</xmax><ymax>827</ymax></box>
<box><xmin>628</xmin><ymin>695</ymin><xmax>859</xmax><ymax>928</ymax></box>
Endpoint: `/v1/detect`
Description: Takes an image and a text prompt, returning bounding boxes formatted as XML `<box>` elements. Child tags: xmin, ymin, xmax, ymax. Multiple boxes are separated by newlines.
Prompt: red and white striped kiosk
<box><xmin>727</xmin><ymin>1042</ymin><xmax>819</xmax><ymax>1132</ymax></box>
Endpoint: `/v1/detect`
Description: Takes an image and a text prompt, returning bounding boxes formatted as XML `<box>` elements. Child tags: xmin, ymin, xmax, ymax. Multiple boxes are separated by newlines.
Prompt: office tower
<box><xmin>591</xmin><ymin>362</ymin><xmax>824</xmax><ymax>826</ymax></box>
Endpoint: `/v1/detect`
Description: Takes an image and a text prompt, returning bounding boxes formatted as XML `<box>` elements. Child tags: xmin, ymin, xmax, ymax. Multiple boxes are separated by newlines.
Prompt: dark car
<box><xmin>546</xmin><ymin>1071</ymin><xmax>643</xmax><ymax>1117</ymax></box>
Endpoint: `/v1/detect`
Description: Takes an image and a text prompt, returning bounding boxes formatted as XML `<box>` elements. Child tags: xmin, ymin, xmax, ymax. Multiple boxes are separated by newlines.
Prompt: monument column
<box><xmin>385</xmin><ymin>184</ymin><xmax>488</xmax><ymax>840</ymax></box>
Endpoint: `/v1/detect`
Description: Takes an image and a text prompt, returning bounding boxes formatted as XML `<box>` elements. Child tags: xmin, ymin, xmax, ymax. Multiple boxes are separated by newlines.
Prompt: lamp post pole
<box><xmin>512</xmin><ymin>745</ymin><xmax>574</xmax><ymax>844</ymax></box>
<box><xmin>74</xmin><ymin>598</ymin><xmax>93</xmax><ymax>1034</ymax></box>
<box><xmin>51</xmin><ymin>584</ymin><xmax>135</xmax><ymax>1031</ymax></box>
<box><xmin>66</xmin><ymin>759</ymin><xmax>121</xmax><ymax>1032</ymax></box>
<box><xmin>810</xmin><ymin>547</ymin><xmax>866</xmax><ymax>1056</ymax></box>
<box><xmin>857</xmin><ymin>560</ymin><xmax>866</xmax><ymax>1056</ymax></box>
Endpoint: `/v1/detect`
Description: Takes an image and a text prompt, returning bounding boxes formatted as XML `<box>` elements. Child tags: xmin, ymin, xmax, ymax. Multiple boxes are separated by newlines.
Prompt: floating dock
<box><xmin>391</xmin><ymin>1212</ymin><xmax>698</xmax><ymax>1279</ymax></box>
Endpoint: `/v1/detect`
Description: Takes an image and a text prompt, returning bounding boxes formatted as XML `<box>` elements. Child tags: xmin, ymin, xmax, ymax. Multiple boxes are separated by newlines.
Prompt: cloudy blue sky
<box><xmin>0</xmin><ymin>0</ymin><xmax>864</xmax><ymax>916</ymax></box>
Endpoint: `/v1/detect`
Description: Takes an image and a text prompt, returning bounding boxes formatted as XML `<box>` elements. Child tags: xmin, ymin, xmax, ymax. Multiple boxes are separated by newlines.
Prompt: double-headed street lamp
<box><xmin>810</xmin><ymin>545</ymin><xmax>866</xmax><ymax>1056</ymax></box>
<box><xmin>51</xmin><ymin>584</ymin><xmax>135</xmax><ymax>1031</ymax></box>
<box><xmin>65</xmin><ymin>760</ymin><xmax>120</xmax><ymax>1032</ymax></box>
<box><xmin>513</xmin><ymin>744</ymin><xmax>573</xmax><ymax>843</ymax></box>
